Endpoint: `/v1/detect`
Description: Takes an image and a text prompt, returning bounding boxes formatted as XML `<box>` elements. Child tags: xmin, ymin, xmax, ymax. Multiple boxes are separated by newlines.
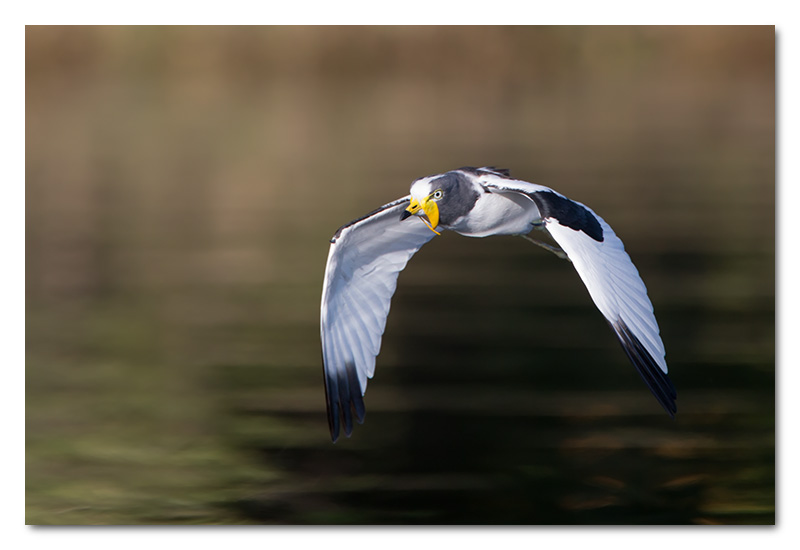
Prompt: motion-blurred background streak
<box><xmin>26</xmin><ymin>26</ymin><xmax>774</xmax><ymax>524</ymax></box>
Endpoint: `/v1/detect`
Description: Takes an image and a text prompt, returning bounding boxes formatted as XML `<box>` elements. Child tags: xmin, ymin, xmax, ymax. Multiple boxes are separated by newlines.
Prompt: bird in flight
<box><xmin>320</xmin><ymin>167</ymin><xmax>675</xmax><ymax>441</ymax></box>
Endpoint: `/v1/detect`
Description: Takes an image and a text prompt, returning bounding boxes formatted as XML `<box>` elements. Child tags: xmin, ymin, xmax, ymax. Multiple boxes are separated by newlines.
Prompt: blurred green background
<box><xmin>26</xmin><ymin>26</ymin><xmax>774</xmax><ymax>525</ymax></box>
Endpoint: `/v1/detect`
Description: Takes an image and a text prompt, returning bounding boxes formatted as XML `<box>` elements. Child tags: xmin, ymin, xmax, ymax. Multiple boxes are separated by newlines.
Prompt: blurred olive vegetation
<box><xmin>26</xmin><ymin>26</ymin><xmax>774</xmax><ymax>524</ymax></box>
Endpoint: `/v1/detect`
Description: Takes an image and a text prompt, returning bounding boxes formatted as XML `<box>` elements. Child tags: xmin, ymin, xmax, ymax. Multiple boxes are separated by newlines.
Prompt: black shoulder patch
<box><xmin>330</xmin><ymin>197</ymin><xmax>410</xmax><ymax>243</ymax></box>
<box><xmin>457</xmin><ymin>166</ymin><xmax>512</xmax><ymax>178</ymax></box>
<box><xmin>481</xmin><ymin>166</ymin><xmax>512</xmax><ymax>177</ymax></box>
<box><xmin>530</xmin><ymin>191</ymin><xmax>604</xmax><ymax>242</ymax></box>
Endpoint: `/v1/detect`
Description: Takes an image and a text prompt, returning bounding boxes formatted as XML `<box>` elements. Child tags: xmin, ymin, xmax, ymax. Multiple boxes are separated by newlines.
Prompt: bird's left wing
<box><xmin>478</xmin><ymin>172</ymin><xmax>676</xmax><ymax>417</ymax></box>
<box><xmin>321</xmin><ymin>196</ymin><xmax>438</xmax><ymax>441</ymax></box>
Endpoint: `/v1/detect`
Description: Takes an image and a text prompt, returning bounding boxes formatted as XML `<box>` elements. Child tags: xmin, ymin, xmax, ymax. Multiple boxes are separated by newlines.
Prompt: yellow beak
<box><xmin>404</xmin><ymin>196</ymin><xmax>440</xmax><ymax>235</ymax></box>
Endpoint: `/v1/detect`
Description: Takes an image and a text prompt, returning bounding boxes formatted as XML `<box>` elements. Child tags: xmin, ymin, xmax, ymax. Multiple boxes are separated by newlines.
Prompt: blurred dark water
<box><xmin>26</xmin><ymin>26</ymin><xmax>774</xmax><ymax>524</ymax></box>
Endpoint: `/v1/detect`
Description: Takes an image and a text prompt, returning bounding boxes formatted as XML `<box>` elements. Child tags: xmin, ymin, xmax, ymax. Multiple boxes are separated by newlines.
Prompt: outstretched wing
<box><xmin>321</xmin><ymin>197</ymin><xmax>438</xmax><ymax>441</ymax></box>
<box><xmin>479</xmin><ymin>172</ymin><xmax>676</xmax><ymax>417</ymax></box>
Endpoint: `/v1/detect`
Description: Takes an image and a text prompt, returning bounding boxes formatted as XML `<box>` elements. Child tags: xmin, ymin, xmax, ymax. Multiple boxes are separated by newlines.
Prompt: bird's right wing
<box><xmin>321</xmin><ymin>196</ymin><xmax>438</xmax><ymax>441</ymax></box>
<box><xmin>478</xmin><ymin>172</ymin><xmax>676</xmax><ymax>417</ymax></box>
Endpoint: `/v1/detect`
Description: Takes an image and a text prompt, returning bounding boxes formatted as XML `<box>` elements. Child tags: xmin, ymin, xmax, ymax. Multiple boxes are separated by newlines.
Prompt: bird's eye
<box><xmin>433</xmin><ymin>189</ymin><xmax>443</xmax><ymax>200</ymax></box>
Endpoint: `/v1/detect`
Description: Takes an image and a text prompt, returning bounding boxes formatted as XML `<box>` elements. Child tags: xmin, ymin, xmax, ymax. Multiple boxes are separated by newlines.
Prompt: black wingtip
<box><xmin>610</xmin><ymin>320</ymin><xmax>677</xmax><ymax>418</ymax></box>
<box><xmin>325</xmin><ymin>361</ymin><xmax>366</xmax><ymax>443</ymax></box>
<box><xmin>323</xmin><ymin>371</ymin><xmax>341</xmax><ymax>442</ymax></box>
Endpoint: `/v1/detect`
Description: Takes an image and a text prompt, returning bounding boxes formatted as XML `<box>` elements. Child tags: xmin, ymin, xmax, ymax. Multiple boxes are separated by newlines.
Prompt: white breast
<box><xmin>447</xmin><ymin>191</ymin><xmax>541</xmax><ymax>237</ymax></box>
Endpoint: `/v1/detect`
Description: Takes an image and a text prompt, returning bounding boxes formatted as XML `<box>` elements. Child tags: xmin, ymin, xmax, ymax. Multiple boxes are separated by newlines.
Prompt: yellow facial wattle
<box><xmin>405</xmin><ymin>195</ymin><xmax>440</xmax><ymax>235</ymax></box>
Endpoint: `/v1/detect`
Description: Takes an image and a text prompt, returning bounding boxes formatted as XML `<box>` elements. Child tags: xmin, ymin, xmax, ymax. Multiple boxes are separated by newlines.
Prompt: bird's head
<box><xmin>400</xmin><ymin>171</ymin><xmax>480</xmax><ymax>235</ymax></box>
<box><xmin>400</xmin><ymin>176</ymin><xmax>443</xmax><ymax>234</ymax></box>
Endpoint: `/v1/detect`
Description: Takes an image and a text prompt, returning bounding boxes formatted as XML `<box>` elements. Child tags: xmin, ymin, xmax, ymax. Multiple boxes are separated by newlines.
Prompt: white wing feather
<box><xmin>321</xmin><ymin>197</ymin><xmax>437</xmax><ymax>441</ymax></box>
<box><xmin>545</xmin><ymin>216</ymin><xmax>667</xmax><ymax>368</ymax></box>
